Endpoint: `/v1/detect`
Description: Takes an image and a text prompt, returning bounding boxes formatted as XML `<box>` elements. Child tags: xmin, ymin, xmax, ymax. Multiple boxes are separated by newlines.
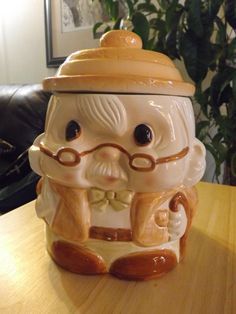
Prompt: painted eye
<box><xmin>65</xmin><ymin>120</ymin><xmax>81</xmax><ymax>141</ymax></box>
<box><xmin>134</xmin><ymin>124</ymin><xmax>153</xmax><ymax>146</ymax></box>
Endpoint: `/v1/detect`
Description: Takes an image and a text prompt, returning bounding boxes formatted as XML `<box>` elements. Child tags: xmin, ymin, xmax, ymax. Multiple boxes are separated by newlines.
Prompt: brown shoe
<box><xmin>50</xmin><ymin>241</ymin><xmax>107</xmax><ymax>275</ymax></box>
<box><xmin>110</xmin><ymin>249</ymin><xmax>177</xmax><ymax>281</ymax></box>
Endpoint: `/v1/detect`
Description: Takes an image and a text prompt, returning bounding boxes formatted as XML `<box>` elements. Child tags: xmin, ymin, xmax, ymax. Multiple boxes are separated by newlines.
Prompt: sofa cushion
<box><xmin>0</xmin><ymin>84</ymin><xmax>51</xmax><ymax>212</ymax></box>
<box><xmin>0</xmin><ymin>138</ymin><xmax>15</xmax><ymax>155</ymax></box>
<box><xmin>0</xmin><ymin>171</ymin><xmax>39</xmax><ymax>213</ymax></box>
<box><xmin>0</xmin><ymin>84</ymin><xmax>51</xmax><ymax>159</ymax></box>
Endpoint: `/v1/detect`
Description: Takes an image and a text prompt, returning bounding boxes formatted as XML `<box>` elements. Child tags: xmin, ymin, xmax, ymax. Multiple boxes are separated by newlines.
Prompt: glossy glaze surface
<box><xmin>29</xmin><ymin>30</ymin><xmax>206</xmax><ymax>280</ymax></box>
<box><xmin>43</xmin><ymin>30</ymin><xmax>194</xmax><ymax>95</ymax></box>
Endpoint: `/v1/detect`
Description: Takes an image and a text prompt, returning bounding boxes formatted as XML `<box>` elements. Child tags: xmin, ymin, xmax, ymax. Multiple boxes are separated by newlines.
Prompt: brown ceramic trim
<box><xmin>39</xmin><ymin>144</ymin><xmax>81</xmax><ymax>166</ymax></box>
<box><xmin>89</xmin><ymin>226</ymin><xmax>132</xmax><ymax>242</ymax></box>
<box><xmin>51</xmin><ymin>240</ymin><xmax>107</xmax><ymax>274</ymax></box>
<box><xmin>109</xmin><ymin>249</ymin><xmax>177</xmax><ymax>280</ymax></box>
<box><xmin>169</xmin><ymin>192</ymin><xmax>191</xmax><ymax>259</ymax></box>
<box><xmin>57</xmin><ymin>147</ymin><xmax>81</xmax><ymax>165</ymax></box>
<box><xmin>169</xmin><ymin>192</ymin><xmax>188</xmax><ymax>213</ymax></box>
<box><xmin>156</xmin><ymin>146</ymin><xmax>189</xmax><ymax>164</ymax></box>
<box><xmin>80</xmin><ymin>143</ymin><xmax>130</xmax><ymax>158</ymax></box>
<box><xmin>39</xmin><ymin>142</ymin><xmax>189</xmax><ymax>171</ymax></box>
<box><xmin>39</xmin><ymin>144</ymin><xmax>56</xmax><ymax>159</ymax></box>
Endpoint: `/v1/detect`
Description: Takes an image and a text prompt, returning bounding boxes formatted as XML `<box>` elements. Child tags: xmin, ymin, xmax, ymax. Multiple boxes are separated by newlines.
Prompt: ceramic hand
<box><xmin>154</xmin><ymin>209</ymin><xmax>169</xmax><ymax>227</ymax></box>
<box><xmin>168</xmin><ymin>206</ymin><xmax>187</xmax><ymax>241</ymax></box>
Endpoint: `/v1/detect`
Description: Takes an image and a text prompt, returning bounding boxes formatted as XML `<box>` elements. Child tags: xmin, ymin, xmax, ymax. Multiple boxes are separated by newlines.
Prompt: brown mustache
<box><xmin>39</xmin><ymin>142</ymin><xmax>189</xmax><ymax>172</ymax></box>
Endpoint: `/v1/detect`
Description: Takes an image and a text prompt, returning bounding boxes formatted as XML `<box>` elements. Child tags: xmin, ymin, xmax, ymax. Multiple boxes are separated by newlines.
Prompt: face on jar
<box><xmin>37</xmin><ymin>93</ymin><xmax>204</xmax><ymax>192</ymax></box>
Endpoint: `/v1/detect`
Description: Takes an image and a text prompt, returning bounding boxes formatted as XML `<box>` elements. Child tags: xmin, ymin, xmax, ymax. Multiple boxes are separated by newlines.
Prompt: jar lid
<box><xmin>43</xmin><ymin>30</ymin><xmax>194</xmax><ymax>96</ymax></box>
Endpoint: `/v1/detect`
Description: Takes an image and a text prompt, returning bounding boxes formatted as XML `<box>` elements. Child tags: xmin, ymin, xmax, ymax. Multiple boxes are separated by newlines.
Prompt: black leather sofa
<box><xmin>0</xmin><ymin>85</ymin><xmax>51</xmax><ymax>213</ymax></box>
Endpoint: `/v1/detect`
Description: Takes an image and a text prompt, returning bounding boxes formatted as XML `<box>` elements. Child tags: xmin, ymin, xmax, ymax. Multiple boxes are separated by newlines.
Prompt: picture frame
<box><xmin>44</xmin><ymin>0</ymin><xmax>101</xmax><ymax>68</ymax></box>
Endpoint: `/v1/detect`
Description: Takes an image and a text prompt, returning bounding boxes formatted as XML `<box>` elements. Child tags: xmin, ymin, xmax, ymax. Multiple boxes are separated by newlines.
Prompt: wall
<box><xmin>0</xmin><ymin>0</ymin><xmax>56</xmax><ymax>84</ymax></box>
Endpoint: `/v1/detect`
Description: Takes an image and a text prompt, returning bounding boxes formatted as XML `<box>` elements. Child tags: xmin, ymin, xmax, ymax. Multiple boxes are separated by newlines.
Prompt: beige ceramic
<box><xmin>29</xmin><ymin>30</ymin><xmax>206</xmax><ymax>280</ymax></box>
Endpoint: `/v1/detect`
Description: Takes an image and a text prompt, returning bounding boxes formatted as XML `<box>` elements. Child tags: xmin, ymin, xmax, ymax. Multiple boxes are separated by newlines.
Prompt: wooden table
<box><xmin>0</xmin><ymin>182</ymin><xmax>235</xmax><ymax>314</ymax></box>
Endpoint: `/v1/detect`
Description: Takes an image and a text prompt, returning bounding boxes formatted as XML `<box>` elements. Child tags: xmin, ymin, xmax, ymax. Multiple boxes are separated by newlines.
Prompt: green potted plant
<box><xmin>93</xmin><ymin>0</ymin><xmax>236</xmax><ymax>185</ymax></box>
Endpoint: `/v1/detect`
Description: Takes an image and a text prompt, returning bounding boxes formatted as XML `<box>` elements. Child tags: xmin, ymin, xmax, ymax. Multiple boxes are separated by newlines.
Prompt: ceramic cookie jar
<box><xmin>29</xmin><ymin>30</ymin><xmax>206</xmax><ymax>281</ymax></box>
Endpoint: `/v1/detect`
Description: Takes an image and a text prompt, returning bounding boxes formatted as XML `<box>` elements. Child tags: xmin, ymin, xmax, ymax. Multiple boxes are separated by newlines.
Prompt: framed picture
<box><xmin>44</xmin><ymin>0</ymin><xmax>105</xmax><ymax>68</ymax></box>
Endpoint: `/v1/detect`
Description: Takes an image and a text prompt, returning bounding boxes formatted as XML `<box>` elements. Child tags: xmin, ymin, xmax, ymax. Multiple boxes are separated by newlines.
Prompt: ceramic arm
<box><xmin>35</xmin><ymin>177</ymin><xmax>59</xmax><ymax>226</ymax></box>
<box><xmin>29</xmin><ymin>133</ymin><xmax>44</xmax><ymax>176</ymax></box>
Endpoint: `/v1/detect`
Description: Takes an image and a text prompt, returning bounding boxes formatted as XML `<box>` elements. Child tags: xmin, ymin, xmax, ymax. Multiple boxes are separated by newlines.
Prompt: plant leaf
<box><xmin>185</xmin><ymin>0</ymin><xmax>204</xmax><ymax>38</ymax></box>
<box><xmin>113</xmin><ymin>17</ymin><xmax>122</xmax><ymax>30</ymax></box>
<box><xmin>225</xmin><ymin>0</ymin><xmax>236</xmax><ymax>29</ymax></box>
<box><xmin>207</xmin><ymin>0</ymin><xmax>224</xmax><ymax>20</ymax></box>
<box><xmin>212</xmin><ymin>133</ymin><xmax>224</xmax><ymax>144</ymax></box>
<box><xmin>196</xmin><ymin>120</ymin><xmax>210</xmax><ymax>141</ymax></box>
<box><xmin>166</xmin><ymin>1</ymin><xmax>182</xmax><ymax>32</ymax></box>
<box><xmin>146</xmin><ymin>36</ymin><xmax>156</xmax><ymax>50</ymax></box>
<box><xmin>226</xmin><ymin>38</ymin><xmax>236</xmax><ymax>69</ymax></box>
<box><xmin>210</xmin><ymin>68</ymin><xmax>235</xmax><ymax>108</ymax></box>
<box><xmin>231</xmin><ymin>152</ymin><xmax>236</xmax><ymax>176</ymax></box>
<box><xmin>149</xmin><ymin>18</ymin><xmax>166</xmax><ymax>30</ymax></box>
<box><xmin>93</xmin><ymin>22</ymin><xmax>104</xmax><ymax>38</ymax></box>
<box><xmin>215</xmin><ymin>16</ymin><xmax>226</xmax><ymax>44</ymax></box>
<box><xmin>205</xmin><ymin>143</ymin><xmax>218</xmax><ymax>161</ymax></box>
<box><xmin>132</xmin><ymin>12</ymin><xmax>150</xmax><ymax>48</ymax></box>
<box><xmin>179</xmin><ymin>31</ymin><xmax>210</xmax><ymax>83</ymax></box>
<box><xmin>104</xmin><ymin>25</ymin><xmax>111</xmax><ymax>33</ymax></box>
<box><xmin>137</xmin><ymin>3</ymin><xmax>158</xmax><ymax>13</ymax></box>
<box><xmin>157</xmin><ymin>0</ymin><xmax>171</xmax><ymax>10</ymax></box>
<box><xmin>166</xmin><ymin>30</ymin><xmax>180</xmax><ymax>59</ymax></box>
<box><xmin>126</xmin><ymin>0</ymin><xmax>134</xmax><ymax>18</ymax></box>
<box><xmin>194</xmin><ymin>86</ymin><xmax>210</xmax><ymax>117</ymax></box>
<box><xmin>205</xmin><ymin>142</ymin><xmax>224</xmax><ymax>180</ymax></box>
<box><xmin>233</xmin><ymin>72</ymin><xmax>236</xmax><ymax>101</ymax></box>
<box><xmin>102</xmin><ymin>0</ymin><xmax>119</xmax><ymax>21</ymax></box>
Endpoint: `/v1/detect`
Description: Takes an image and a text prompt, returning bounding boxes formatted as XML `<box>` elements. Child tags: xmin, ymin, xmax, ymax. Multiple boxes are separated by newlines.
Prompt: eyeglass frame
<box><xmin>39</xmin><ymin>142</ymin><xmax>189</xmax><ymax>172</ymax></box>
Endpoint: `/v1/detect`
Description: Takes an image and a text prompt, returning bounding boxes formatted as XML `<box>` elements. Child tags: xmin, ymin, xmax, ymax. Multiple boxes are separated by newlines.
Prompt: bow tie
<box><xmin>88</xmin><ymin>188</ymin><xmax>134</xmax><ymax>212</ymax></box>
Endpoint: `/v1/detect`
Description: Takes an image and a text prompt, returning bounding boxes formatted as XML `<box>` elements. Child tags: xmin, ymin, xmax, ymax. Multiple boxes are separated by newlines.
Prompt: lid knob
<box><xmin>100</xmin><ymin>30</ymin><xmax>142</xmax><ymax>49</ymax></box>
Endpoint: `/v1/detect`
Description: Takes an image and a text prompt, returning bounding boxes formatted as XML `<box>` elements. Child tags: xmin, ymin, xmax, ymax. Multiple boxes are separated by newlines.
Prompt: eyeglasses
<box><xmin>39</xmin><ymin>142</ymin><xmax>189</xmax><ymax>172</ymax></box>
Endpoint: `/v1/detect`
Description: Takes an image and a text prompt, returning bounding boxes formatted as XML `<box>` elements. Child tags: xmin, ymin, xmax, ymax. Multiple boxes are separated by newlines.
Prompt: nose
<box><xmin>95</xmin><ymin>146</ymin><xmax>121</xmax><ymax>162</ymax></box>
